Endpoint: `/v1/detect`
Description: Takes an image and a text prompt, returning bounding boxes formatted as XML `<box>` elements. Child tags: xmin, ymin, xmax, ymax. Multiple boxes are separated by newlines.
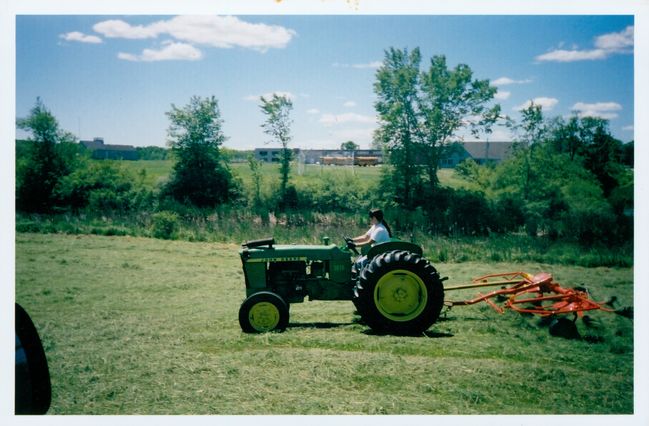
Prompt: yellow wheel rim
<box><xmin>248</xmin><ymin>301</ymin><xmax>281</xmax><ymax>332</ymax></box>
<box><xmin>374</xmin><ymin>269</ymin><xmax>428</xmax><ymax>322</ymax></box>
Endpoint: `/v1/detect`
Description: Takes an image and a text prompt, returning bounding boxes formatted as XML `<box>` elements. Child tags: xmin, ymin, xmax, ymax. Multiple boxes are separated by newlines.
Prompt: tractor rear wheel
<box><xmin>353</xmin><ymin>250</ymin><xmax>444</xmax><ymax>335</ymax></box>
<box><xmin>239</xmin><ymin>291</ymin><xmax>289</xmax><ymax>333</ymax></box>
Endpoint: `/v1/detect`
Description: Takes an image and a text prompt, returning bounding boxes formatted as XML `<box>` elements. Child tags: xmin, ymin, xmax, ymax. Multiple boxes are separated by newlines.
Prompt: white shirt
<box><xmin>366</xmin><ymin>223</ymin><xmax>390</xmax><ymax>245</ymax></box>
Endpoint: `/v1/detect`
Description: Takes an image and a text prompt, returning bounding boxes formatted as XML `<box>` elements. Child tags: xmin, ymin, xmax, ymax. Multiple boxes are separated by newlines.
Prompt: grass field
<box><xmin>15</xmin><ymin>233</ymin><xmax>633</xmax><ymax>414</ymax></box>
<box><xmin>119</xmin><ymin>159</ymin><xmax>462</xmax><ymax>191</ymax></box>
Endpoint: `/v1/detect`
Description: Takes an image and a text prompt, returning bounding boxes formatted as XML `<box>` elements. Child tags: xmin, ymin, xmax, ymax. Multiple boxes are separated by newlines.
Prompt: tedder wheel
<box><xmin>353</xmin><ymin>250</ymin><xmax>444</xmax><ymax>335</ymax></box>
<box><xmin>239</xmin><ymin>291</ymin><xmax>289</xmax><ymax>333</ymax></box>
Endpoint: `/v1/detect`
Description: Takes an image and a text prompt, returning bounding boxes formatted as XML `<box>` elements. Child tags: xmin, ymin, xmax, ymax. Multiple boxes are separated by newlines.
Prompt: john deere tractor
<box><xmin>238</xmin><ymin>237</ymin><xmax>444</xmax><ymax>335</ymax></box>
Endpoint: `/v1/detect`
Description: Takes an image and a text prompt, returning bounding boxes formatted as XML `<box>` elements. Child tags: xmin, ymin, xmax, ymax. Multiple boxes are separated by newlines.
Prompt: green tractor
<box><xmin>238</xmin><ymin>237</ymin><xmax>445</xmax><ymax>335</ymax></box>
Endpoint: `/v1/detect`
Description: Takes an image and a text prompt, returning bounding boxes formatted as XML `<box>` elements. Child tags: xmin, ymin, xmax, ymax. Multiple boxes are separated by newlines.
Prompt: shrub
<box><xmin>445</xmin><ymin>190</ymin><xmax>493</xmax><ymax>236</ymax></box>
<box><xmin>151</xmin><ymin>211</ymin><xmax>180</xmax><ymax>240</ymax></box>
<box><xmin>560</xmin><ymin>206</ymin><xmax>618</xmax><ymax>246</ymax></box>
<box><xmin>491</xmin><ymin>195</ymin><xmax>525</xmax><ymax>233</ymax></box>
<box><xmin>55</xmin><ymin>161</ymin><xmax>138</xmax><ymax>212</ymax></box>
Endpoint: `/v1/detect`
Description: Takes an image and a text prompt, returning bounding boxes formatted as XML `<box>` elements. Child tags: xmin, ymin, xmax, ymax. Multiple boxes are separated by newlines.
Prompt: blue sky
<box><xmin>15</xmin><ymin>14</ymin><xmax>634</xmax><ymax>149</ymax></box>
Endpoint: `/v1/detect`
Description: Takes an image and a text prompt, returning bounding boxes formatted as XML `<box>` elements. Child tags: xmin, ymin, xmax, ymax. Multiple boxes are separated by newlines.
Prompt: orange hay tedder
<box><xmin>444</xmin><ymin>271</ymin><xmax>629</xmax><ymax>319</ymax></box>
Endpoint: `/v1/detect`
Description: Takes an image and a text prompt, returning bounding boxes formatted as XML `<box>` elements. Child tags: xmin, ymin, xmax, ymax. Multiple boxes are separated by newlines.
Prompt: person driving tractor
<box><xmin>348</xmin><ymin>208</ymin><xmax>392</xmax><ymax>248</ymax></box>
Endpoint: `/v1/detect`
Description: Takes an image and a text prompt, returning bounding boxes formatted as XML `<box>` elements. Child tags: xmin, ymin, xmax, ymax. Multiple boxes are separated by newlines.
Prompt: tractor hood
<box><xmin>239</xmin><ymin>244</ymin><xmax>351</xmax><ymax>263</ymax></box>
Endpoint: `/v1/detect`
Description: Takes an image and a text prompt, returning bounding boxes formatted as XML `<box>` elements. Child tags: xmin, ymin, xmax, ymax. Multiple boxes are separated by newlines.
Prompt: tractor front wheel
<box><xmin>239</xmin><ymin>291</ymin><xmax>289</xmax><ymax>333</ymax></box>
<box><xmin>353</xmin><ymin>250</ymin><xmax>444</xmax><ymax>335</ymax></box>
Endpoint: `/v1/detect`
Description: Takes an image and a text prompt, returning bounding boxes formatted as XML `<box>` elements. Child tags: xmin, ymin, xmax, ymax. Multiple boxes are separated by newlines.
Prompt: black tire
<box><xmin>353</xmin><ymin>250</ymin><xmax>444</xmax><ymax>335</ymax></box>
<box><xmin>239</xmin><ymin>291</ymin><xmax>289</xmax><ymax>333</ymax></box>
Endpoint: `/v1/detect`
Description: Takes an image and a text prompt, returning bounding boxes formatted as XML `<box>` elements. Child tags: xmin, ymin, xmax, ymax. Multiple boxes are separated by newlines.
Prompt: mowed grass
<box><xmin>15</xmin><ymin>233</ymin><xmax>633</xmax><ymax>414</ymax></box>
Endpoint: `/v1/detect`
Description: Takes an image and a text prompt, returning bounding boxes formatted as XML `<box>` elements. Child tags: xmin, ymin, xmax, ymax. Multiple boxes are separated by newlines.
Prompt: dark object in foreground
<box><xmin>15</xmin><ymin>303</ymin><xmax>51</xmax><ymax>415</ymax></box>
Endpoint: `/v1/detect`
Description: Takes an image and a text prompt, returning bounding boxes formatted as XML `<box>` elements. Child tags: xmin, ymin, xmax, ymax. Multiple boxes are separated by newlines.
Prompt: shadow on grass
<box><xmin>288</xmin><ymin>322</ymin><xmax>354</xmax><ymax>330</ymax></box>
<box><xmin>286</xmin><ymin>321</ymin><xmax>454</xmax><ymax>338</ymax></box>
<box><xmin>361</xmin><ymin>329</ymin><xmax>454</xmax><ymax>338</ymax></box>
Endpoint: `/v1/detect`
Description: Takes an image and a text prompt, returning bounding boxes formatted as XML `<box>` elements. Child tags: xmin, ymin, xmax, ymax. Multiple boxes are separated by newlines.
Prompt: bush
<box><xmin>491</xmin><ymin>195</ymin><xmax>525</xmax><ymax>233</ymax></box>
<box><xmin>301</xmin><ymin>174</ymin><xmax>376</xmax><ymax>213</ymax></box>
<box><xmin>151</xmin><ymin>211</ymin><xmax>180</xmax><ymax>240</ymax></box>
<box><xmin>164</xmin><ymin>162</ymin><xmax>239</xmax><ymax>208</ymax></box>
<box><xmin>445</xmin><ymin>190</ymin><xmax>493</xmax><ymax>236</ymax></box>
<box><xmin>55</xmin><ymin>161</ymin><xmax>141</xmax><ymax>212</ymax></box>
<box><xmin>560</xmin><ymin>206</ymin><xmax>619</xmax><ymax>246</ymax></box>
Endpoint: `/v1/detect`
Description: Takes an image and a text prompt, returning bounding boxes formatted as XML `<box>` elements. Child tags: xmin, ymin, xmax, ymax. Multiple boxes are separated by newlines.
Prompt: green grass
<box><xmin>117</xmin><ymin>160</ymin><xmax>460</xmax><ymax>191</ymax></box>
<box><xmin>16</xmin><ymin>233</ymin><xmax>633</xmax><ymax>414</ymax></box>
<box><xmin>116</xmin><ymin>159</ymin><xmax>174</xmax><ymax>188</ymax></box>
<box><xmin>15</xmin><ymin>211</ymin><xmax>633</xmax><ymax>268</ymax></box>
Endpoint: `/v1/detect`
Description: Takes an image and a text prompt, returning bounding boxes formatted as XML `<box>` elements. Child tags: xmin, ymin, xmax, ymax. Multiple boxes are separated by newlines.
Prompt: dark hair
<box><xmin>369</xmin><ymin>208</ymin><xmax>392</xmax><ymax>238</ymax></box>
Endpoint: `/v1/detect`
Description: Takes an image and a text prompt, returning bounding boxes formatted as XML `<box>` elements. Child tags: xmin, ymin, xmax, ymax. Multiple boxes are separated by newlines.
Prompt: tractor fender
<box><xmin>365</xmin><ymin>240</ymin><xmax>423</xmax><ymax>260</ymax></box>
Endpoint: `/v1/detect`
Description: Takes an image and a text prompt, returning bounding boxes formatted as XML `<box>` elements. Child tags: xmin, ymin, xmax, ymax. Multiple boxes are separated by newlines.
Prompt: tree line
<box><xmin>16</xmin><ymin>47</ymin><xmax>632</xmax><ymax>246</ymax></box>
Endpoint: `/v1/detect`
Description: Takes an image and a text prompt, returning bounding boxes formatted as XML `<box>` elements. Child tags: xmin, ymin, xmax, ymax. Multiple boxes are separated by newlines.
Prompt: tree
<box><xmin>374</xmin><ymin>47</ymin><xmax>423</xmax><ymax>208</ymax></box>
<box><xmin>417</xmin><ymin>54</ymin><xmax>500</xmax><ymax>192</ymax></box>
<box><xmin>247</xmin><ymin>153</ymin><xmax>263</xmax><ymax>208</ymax></box>
<box><xmin>509</xmin><ymin>102</ymin><xmax>546</xmax><ymax>201</ymax></box>
<box><xmin>164</xmin><ymin>96</ymin><xmax>236</xmax><ymax>207</ymax></box>
<box><xmin>548</xmin><ymin>115</ymin><xmax>629</xmax><ymax>198</ymax></box>
<box><xmin>584</xmin><ymin>123</ymin><xmax>624</xmax><ymax>197</ymax></box>
<box><xmin>341</xmin><ymin>140</ymin><xmax>359</xmax><ymax>151</ymax></box>
<box><xmin>620</xmin><ymin>140</ymin><xmax>633</xmax><ymax>167</ymax></box>
<box><xmin>16</xmin><ymin>98</ymin><xmax>79</xmax><ymax>212</ymax></box>
<box><xmin>373</xmin><ymin>48</ymin><xmax>499</xmax><ymax>208</ymax></box>
<box><xmin>259</xmin><ymin>94</ymin><xmax>294</xmax><ymax>207</ymax></box>
<box><xmin>548</xmin><ymin>115</ymin><xmax>582</xmax><ymax>160</ymax></box>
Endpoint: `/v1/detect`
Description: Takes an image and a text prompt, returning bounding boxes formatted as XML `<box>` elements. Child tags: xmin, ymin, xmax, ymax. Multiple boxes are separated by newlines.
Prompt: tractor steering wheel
<box><xmin>344</xmin><ymin>236</ymin><xmax>360</xmax><ymax>255</ymax></box>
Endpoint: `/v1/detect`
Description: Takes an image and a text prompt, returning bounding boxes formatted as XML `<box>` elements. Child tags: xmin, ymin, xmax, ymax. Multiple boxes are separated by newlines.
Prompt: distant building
<box><xmin>253</xmin><ymin>143</ymin><xmax>513</xmax><ymax>168</ymax></box>
<box><xmin>254</xmin><ymin>148</ymin><xmax>383</xmax><ymax>165</ymax></box>
<box><xmin>439</xmin><ymin>141</ymin><xmax>515</xmax><ymax>168</ymax></box>
<box><xmin>254</xmin><ymin>148</ymin><xmax>299</xmax><ymax>163</ymax></box>
<box><xmin>80</xmin><ymin>137</ymin><xmax>139</xmax><ymax>160</ymax></box>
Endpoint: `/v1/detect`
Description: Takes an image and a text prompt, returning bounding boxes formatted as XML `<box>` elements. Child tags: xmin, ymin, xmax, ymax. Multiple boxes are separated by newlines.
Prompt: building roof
<box><xmin>460</xmin><ymin>141</ymin><xmax>514</xmax><ymax>160</ymax></box>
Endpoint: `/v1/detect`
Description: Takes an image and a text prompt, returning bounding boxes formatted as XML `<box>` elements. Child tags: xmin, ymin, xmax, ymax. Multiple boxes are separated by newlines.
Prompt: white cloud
<box><xmin>536</xmin><ymin>49</ymin><xmax>608</xmax><ymax>62</ymax></box>
<box><xmin>333</xmin><ymin>61</ymin><xmax>382</xmax><ymax>69</ymax></box>
<box><xmin>492</xmin><ymin>77</ymin><xmax>532</xmax><ymax>86</ymax></box>
<box><xmin>319</xmin><ymin>113</ymin><xmax>377</xmax><ymax>125</ymax></box>
<box><xmin>243</xmin><ymin>91</ymin><xmax>296</xmax><ymax>102</ymax></box>
<box><xmin>536</xmin><ymin>25</ymin><xmax>634</xmax><ymax>62</ymax></box>
<box><xmin>94</xmin><ymin>16</ymin><xmax>296</xmax><ymax>52</ymax></box>
<box><xmin>93</xmin><ymin>20</ymin><xmax>158</xmax><ymax>39</ymax></box>
<box><xmin>494</xmin><ymin>90</ymin><xmax>511</xmax><ymax>100</ymax></box>
<box><xmin>352</xmin><ymin>61</ymin><xmax>382</xmax><ymax>69</ymax></box>
<box><xmin>515</xmin><ymin>97</ymin><xmax>559</xmax><ymax>111</ymax></box>
<box><xmin>60</xmin><ymin>31</ymin><xmax>102</xmax><ymax>44</ymax></box>
<box><xmin>622</xmin><ymin>125</ymin><xmax>634</xmax><ymax>132</ymax></box>
<box><xmin>343</xmin><ymin>101</ymin><xmax>357</xmax><ymax>108</ymax></box>
<box><xmin>571</xmin><ymin>101</ymin><xmax>622</xmax><ymax>120</ymax></box>
<box><xmin>487</xmin><ymin>127</ymin><xmax>514</xmax><ymax>142</ymax></box>
<box><xmin>117</xmin><ymin>52</ymin><xmax>138</xmax><ymax>61</ymax></box>
<box><xmin>118</xmin><ymin>42</ymin><xmax>202</xmax><ymax>62</ymax></box>
<box><xmin>595</xmin><ymin>25</ymin><xmax>634</xmax><ymax>51</ymax></box>
<box><xmin>306</xmin><ymin>108</ymin><xmax>320</xmax><ymax>115</ymax></box>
